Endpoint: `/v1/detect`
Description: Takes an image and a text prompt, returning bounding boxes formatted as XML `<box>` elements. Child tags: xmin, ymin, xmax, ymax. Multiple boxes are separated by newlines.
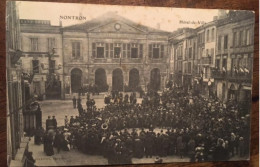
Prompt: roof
<box><xmin>62</xmin><ymin>12</ymin><xmax>170</xmax><ymax>34</ymax></box>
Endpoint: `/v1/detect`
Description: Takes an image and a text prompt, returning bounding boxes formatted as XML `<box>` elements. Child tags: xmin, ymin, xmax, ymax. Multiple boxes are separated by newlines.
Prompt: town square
<box><xmin>6</xmin><ymin>1</ymin><xmax>254</xmax><ymax>166</ymax></box>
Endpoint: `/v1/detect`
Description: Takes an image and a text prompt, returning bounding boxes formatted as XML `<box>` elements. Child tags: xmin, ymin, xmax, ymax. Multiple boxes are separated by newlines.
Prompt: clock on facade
<box><xmin>114</xmin><ymin>23</ymin><xmax>121</xmax><ymax>30</ymax></box>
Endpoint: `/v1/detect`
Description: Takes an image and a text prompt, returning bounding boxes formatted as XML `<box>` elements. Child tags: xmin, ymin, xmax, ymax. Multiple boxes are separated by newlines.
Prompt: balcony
<box><xmin>92</xmin><ymin>57</ymin><xmax>143</xmax><ymax>64</ymax></box>
<box><xmin>201</xmin><ymin>57</ymin><xmax>212</xmax><ymax>65</ymax></box>
<box><xmin>212</xmin><ymin>70</ymin><xmax>252</xmax><ymax>83</ymax></box>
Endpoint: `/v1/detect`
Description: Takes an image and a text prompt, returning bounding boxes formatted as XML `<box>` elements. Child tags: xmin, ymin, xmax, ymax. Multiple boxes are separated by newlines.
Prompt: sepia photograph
<box><xmin>6</xmin><ymin>1</ymin><xmax>255</xmax><ymax>166</ymax></box>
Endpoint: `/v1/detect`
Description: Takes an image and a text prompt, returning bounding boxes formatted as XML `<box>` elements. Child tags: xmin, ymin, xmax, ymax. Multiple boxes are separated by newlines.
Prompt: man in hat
<box><xmin>64</xmin><ymin>115</ymin><xmax>69</xmax><ymax>128</ymax></box>
<box><xmin>70</xmin><ymin>116</ymin><xmax>75</xmax><ymax>126</ymax></box>
<box><xmin>46</xmin><ymin>116</ymin><xmax>52</xmax><ymax>131</ymax></box>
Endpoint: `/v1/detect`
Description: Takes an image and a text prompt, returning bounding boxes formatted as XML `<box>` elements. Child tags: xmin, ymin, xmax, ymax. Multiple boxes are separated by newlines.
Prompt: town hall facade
<box><xmin>20</xmin><ymin>13</ymin><xmax>170</xmax><ymax>99</ymax></box>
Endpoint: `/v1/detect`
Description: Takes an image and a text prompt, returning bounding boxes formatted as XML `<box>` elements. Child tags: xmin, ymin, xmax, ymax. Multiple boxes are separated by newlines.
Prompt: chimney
<box><xmin>218</xmin><ymin>10</ymin><xmax>227</xmax><ymax>19</ymax></box>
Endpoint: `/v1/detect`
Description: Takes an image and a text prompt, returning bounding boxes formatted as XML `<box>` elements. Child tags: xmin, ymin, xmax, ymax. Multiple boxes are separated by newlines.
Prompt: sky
<box><xmin>17</xmin><ymin>1</ymin><xmax>222</xmax><ymax>32</ymax></box>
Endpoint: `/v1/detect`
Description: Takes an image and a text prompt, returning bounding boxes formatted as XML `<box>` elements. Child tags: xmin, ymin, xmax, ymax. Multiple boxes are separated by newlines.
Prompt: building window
<box><xmin>188</xmin><ymin>48</ymin><xmax>192</xmax><ymax>58</ymax></box>
<box><xmin>211</xmin><ymin>28</ymin><xmax>215</xmax><ymax>41</ymax></box>
<box><xmin>206</xmin><ymin>29</ymin><xmax>210</xmax><ymax>42</ymax></box>
<box><xmin>188</xmin><ymin>62</ymin><xmax>191</xmax><ymax>73</ymax></box>
<box><xmin>149</xmin><ymin>44</ymin><xmax>164</xmax><ymax>59</ymax></box>
<box><xmin>233</xmin><ymin>32</ymin><xmax>237</xmax><ymax>47</ymax></box>
<box><xmin>49</xmin><ymin>60</ymin><xmax>55</xmax><ymax>74</ymax></box>
<box><xmin>223</xmin><ymin>58</ymin><xmax>227</xmax><ymax>69</ymax></box>
<box><xmin>218</xmin><ymin>36</ymin><xmax>222</xmax><ymax>50</ymax></box>
<box><xmin>32</xmin><ymin>60</ymin><xmax>39</xmax><ymax>74</ymax></box>
<box><xmin>114</xmin><ymin>46</ymin><xmax>121</xmax><ymax>58</ymax></box>
<box><xmin>205</xmin><ymin>68</ymin><xmax>208</xmax><ymax>78</ymax></box>
<box><xmin>130</xmin><ymin>43</ymin><xmax>139</xmax><ymax>58</ymax></box>
<box><xmin>72</xmin><ymin>42</ymin><xmax>80</xmax><ymax>58</ymax></box>
<box><xmin>97</xmin><ymin>47</ymin><xmax>105</xmax><ymax>58</ymax></box>
<box><xmin>216</xmin><ymin>59</ymin><xmax>220</xmax><ymax>69</ymax></box>
<box><xmin>47</xmin><ymin>38</ymin><xmax>55</xmax><ymax>52</ymax></box>
<box><xmin>153</xmin><ymin>48</ymin><xmax>159</xmax><ymax>59</ymax></box>
<box><xmin>131</xmin><ymin>47</ymin><xmax>138</xmax><ymax>58</ymax></box>
<box><xmin>242</xmin><ymin>30</ymin><xmax>246</xmax><ymax>45</ymax></box>
<box><xmin>224</xmin><ymin>35</ymin><xmax>228</xmax><ymax>49</ymax></box>
<box><xmin>239</xmin><ymin>30</ymin><xmax>243</xmax><ymax>46</ymax></box>
<box><xmin>30</xmin><ymin>38</ymin><xmax>38</xmax><ymax>51</ymax></box>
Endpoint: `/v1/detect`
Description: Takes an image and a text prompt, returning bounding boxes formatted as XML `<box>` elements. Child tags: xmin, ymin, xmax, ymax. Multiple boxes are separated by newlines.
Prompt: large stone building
<box><xmin>20</xmin><ymin>13</ymin><xmax>170</xmax><ymax>99</ymax></box>
<box><xmin>62</xmin><ymin>13</ymin><xmax>170</xmax><ymax>97</ymax></box>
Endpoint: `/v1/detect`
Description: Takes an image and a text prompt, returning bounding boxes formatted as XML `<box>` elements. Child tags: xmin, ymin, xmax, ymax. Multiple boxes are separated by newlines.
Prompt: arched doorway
<box><xmin>129</xmin><ymin>68</ymin><xmax>139</xmax><ymax>90</ymax></box>
<box><xmin>95</xmin><ymin>68</ymin><xmax>108</xmax><ymax>92</ymax></box>
<box><xmin>112</xmin><ymin>68</ymin><xmax>123</xmax><ymax>91</ymax></box>
<box><xmin>71</xmin><ymin>68</ymin><xmax>82</xmax><ymax>93</ymax></box>
<box><xmin>228</xmin><ymin>84</ymin><xmax>236</xmax><ymax>100</ymax></box>
<box><xmin>150</xmin><ymin>68</ymin><xmax>161</xmax><ymax>91</ymax></box>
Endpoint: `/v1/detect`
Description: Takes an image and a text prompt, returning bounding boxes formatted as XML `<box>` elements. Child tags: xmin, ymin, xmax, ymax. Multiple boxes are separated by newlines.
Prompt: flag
<box><xmin>119</xmin><ymin>52</ymin><xmax>122</xmax><ymax>66</ymax></box>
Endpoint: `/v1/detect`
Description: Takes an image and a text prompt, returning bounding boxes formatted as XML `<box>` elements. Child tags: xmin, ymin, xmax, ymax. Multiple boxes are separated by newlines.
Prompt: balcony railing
<box><xmin>201</xmin><ymin>57</ymin><xmax>212</xmax><ymax>65</ymax></box>
<box><xmin>212</xmin><ymin>70</ymin><xmax>252</xmax><ymax>82</ymax></box>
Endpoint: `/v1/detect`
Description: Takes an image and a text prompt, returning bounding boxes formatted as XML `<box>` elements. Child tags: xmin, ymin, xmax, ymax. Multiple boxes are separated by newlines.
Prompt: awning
<box><xmin>241</xmin><ymin>85</ymin><xmax>252</xmax><ymax>90</ymax></box>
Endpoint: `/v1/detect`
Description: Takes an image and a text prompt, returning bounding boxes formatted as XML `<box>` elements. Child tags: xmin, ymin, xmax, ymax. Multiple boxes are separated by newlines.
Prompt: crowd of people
<box><xmin>36</xmin><ymin>85</ymin><xmax>250</xmax><ymax>164</ymax></box>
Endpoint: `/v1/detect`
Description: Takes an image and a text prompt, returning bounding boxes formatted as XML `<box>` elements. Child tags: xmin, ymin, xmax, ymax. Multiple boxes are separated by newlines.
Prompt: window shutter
<box><xmin>139</xmin><ymin>44</ymin><xmax>143</xmax><ymax>58</ymax></box>
<box><xmin>105</xmin><ymin>43</ymin><xmax>109</xmax><ymax>58</ymax></box>
<box><xmin>110</xmin><ymin>43</ymin><xmax>113</xmax><ymax>58</ymax></box>
<box><xmin>148</xmin><ymin>44</ymin><xmax>152</xmax><ymax>58</ymax></box>
<box><xmin>160</xmin><ymin>45</ymin><xmax>164</xmax><ymax>58</ymax></box>
<box><xmin>127</xmin><ymin>44</ymin><xmax>130</xmax><ymax>58</ymax></box>
<box><xmin>92</xmin><ymin>43</ymin><xmax>96</xmax><ymax>58</ymax></box>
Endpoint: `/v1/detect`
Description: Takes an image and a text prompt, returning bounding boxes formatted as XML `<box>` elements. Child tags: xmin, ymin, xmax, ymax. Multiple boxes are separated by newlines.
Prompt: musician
<box><xmin>64</xmin><ymin>115</ymin><xmax>69</xmax><ymax>127</ymax></box>
<box><xmin>45</xmin><ymin>116</ymin><xmax>52</xmax><ymax>131</ymax></box>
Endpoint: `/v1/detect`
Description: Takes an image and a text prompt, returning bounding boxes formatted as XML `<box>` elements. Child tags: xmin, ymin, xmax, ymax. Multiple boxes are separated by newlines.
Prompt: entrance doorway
<box><xmin>95</xmin><ymin>68</ymin><xmax>107</xmax><ymax>92</ymax></box>
<box><xmin>150</xmin><ymin>68</ymin><xmax>161</xmax><ymax>91</ymax></box>
<box><xmin>71</xmin><ymin>68</ymin><xmax>82</xmax><ymax>93</ymax></box>
<box><xmin>112</xmin><ymin>68</ymin><xmax>123</xmax><ymax>91</ymax></box>
<box><xmin>129</xmin><ymin>68</ymin><xmax>139</xmax><ymax>90</ymax></box>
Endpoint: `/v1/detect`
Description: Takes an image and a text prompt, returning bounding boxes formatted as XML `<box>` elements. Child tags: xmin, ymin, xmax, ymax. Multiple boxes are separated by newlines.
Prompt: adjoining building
<box><xmin>169</xmin><ymin>28</ymin><xmax>198</xmax><ymax>93</ymax></box>
<box><xmin>20</xmin><ymin>19</ymin><xmax>63</xmax><ymax>99</ymax></box>
<box><xmin>213</xmin><ymin>11</ymin><xmax>254</xmax><ymax>109</ymax></box>
<box><xmin>6</xmin><ymin>2</ymin><xmax>32</xmax><ymax>166</ymax></box>
<box><xmin>169</xmin><ymin>10</ymin><xmax>254</xmax><ymax>102</ymax></box>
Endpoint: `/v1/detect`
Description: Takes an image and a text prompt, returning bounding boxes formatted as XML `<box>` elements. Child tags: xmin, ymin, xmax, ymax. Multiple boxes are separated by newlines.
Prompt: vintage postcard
<box><xmin>6</xmin><ymin>1</ymin><xmax>254</xmax><ymax>166</ymax></box>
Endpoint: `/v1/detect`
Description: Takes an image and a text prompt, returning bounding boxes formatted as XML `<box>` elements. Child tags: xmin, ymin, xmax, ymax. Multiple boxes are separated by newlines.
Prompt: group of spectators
<box><xmin>36</xmin><ymin>85</ymin><xmax>250</xmax><ymax>164</ymax></box>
